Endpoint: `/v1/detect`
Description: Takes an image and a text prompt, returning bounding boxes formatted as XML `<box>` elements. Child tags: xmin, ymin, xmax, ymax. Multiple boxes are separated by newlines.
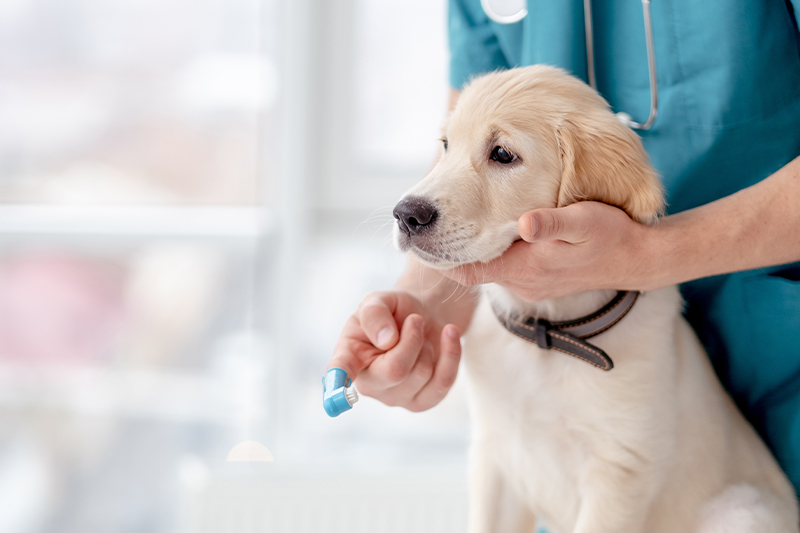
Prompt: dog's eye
<box><xmin>441</xmin><ymin>139</ymin><xmax>448</xmax><ymax>151</ymax></box>
<box><xmin>490</xmin><ymin>146</ymin><xmax>516</xmax><ymax>164</ymax></box>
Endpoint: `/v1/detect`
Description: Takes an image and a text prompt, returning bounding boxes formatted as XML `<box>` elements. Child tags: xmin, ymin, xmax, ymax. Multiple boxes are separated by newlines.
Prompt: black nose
<box><xmin>393</xmin><ymin>197</ymin><xmax>438</xmax><ymax>236</ymax></box>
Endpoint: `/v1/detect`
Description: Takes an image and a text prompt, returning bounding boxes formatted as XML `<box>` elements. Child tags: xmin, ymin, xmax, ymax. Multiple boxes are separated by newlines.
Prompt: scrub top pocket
<box><xmin>696</xmin><ymin>266</ymin><xmax>800</xmax><ymax>493</ymax></box>
<box><xmin>741</xmin><ymin>267</ymin><xmax>800</xmax><ymax>406</ymax></box>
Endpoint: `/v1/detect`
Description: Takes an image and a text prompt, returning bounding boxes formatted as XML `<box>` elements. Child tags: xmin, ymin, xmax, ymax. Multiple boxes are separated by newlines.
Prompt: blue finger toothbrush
<box><xmin>322</xmin><ymin>368</ymin><xmax>359</xmax><ymax>417</ymax></box>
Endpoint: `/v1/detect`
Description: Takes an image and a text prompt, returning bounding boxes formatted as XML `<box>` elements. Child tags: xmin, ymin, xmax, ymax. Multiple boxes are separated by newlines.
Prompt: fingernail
<box><xmin>377</xmin><ymin>327</ymin><xmax>394</xmax><ymax>347</ymax></box>
<box><xmin>528</xmin><ymin>215</ymin><xmax>538</xmax><ymax>239</ymax></box>
<box><xmin>446</xmin><ymin>325</ymin><xmax>459</xmax><ymax>339</ymax></box>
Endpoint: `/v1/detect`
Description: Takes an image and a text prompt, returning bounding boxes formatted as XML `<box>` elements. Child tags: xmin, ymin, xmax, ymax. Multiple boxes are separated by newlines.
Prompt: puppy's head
<box><xmin>393</xmin><ymin>65</ymin><xmax>664</xmax><ymax>269</ymax></box>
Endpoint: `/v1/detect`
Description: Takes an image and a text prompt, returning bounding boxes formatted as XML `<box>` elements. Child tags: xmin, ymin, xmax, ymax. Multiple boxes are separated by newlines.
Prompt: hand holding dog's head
<box><xmin>393</xmin><ymin>65</ymin><xmax>664</xmax><ymax>269</ymax></box>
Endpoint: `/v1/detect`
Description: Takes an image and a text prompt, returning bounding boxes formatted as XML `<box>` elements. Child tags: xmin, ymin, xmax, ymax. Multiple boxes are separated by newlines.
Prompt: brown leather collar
<box><xmin>491</xmin><ymin>291</ymin><xmax>639</xmax><ymax>371</ymax></box>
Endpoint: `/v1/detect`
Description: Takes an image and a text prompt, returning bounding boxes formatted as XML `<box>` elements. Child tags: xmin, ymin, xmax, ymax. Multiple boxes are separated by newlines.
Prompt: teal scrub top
<box><xmin>449</xmin><ymin>0</ymin><xmax>800</xmax><ymax>493</ymax></box>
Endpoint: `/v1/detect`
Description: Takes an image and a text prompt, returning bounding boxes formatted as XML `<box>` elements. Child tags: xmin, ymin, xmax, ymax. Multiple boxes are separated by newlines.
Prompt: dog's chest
<box><xmin>463</xmin><ymin>296</ymin><xmax>624</xmax><ymax>430</ymax></box>
<box><xmin>462</xmin><ymin>293</ymin><xmax>679</xmax><ymax>530</ymax></box>
<box><xmin>463</xmin><ymin>299</ymin><xmax>614</xmax><ymax>521</ymax></box>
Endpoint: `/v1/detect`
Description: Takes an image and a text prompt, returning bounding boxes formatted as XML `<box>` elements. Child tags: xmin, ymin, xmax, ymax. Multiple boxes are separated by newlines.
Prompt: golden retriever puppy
<box><xmin>392</xmin><ymin>66</ymin><xmax>799</xmax><ymax>533</ymax></box>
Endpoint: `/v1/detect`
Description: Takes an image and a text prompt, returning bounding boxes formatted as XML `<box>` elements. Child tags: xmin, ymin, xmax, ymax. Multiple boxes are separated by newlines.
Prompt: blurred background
<box><xmin>0</xmin><ymin>0</ymin><xmax>471</xmax><ymax>531</ymax></box>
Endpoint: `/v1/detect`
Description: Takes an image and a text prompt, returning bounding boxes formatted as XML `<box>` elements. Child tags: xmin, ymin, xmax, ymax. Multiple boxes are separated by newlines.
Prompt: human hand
<box><xmin>440</xmin><ymin>202</ymin><xmax>656</xmax><ymax>301</ymax></box>
<box><xmin>328</xmin><ymin>291</ymin><xmax>462</xmax><ymax>412</ymax></box>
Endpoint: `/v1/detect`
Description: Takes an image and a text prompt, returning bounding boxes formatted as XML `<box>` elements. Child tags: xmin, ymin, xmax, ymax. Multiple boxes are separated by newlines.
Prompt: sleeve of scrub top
<box><xmin>448</xmin><ymin>0</ymin><xmax>510</xmax><ymax>90</ymax></box>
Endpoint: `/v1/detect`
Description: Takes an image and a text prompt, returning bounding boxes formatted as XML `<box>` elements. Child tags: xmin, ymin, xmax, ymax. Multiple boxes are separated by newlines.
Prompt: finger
<box><xmin>328</xmin><ymin>316</ymin><xmax>379</xmax><ymax>378</ymax></box>
<box><xmin>379</xmin><ymin>339</ymin><xmax>435</xmax><ymax>407</ymax></box>
<box><xmin>357</xmin><ymin>292</ymin><xmax>401</xmax><ymax>350</ymax></box>
<box><xmin>360</xmin><ymin>313</ymin><xmax>426</xmax><ymax>388</ymax></box>
<box><xmin>519</xmin><ymin>203</ymin><xmax>594</xmax><ymax>244</ymax></box>
<box><xmin>410</xmin><ymin>324</ymin><xmax>462</xmax><ymax>411</ymax></box>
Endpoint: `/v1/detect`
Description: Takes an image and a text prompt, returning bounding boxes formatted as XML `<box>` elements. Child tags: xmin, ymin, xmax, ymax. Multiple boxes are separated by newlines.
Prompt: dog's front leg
<box><xmin>469</xmin><ymin>440</ymin><xmax>537</xmax><ymax>533</ymax></box>
<box><xmin>571</xmin><ymin>460</ymin><xmax>655</xmax><ymax>533</ymax></box>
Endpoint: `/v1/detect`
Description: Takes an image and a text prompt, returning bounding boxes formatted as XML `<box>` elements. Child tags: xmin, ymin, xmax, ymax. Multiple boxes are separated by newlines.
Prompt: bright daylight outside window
<box><xmin>0</xmin><ymin>0</ymin><xmax>468</xmax><ymax>531</ymax></box>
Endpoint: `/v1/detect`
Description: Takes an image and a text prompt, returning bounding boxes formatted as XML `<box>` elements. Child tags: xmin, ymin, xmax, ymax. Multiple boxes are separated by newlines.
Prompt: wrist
<box><xmin>640</xmin><ymin>210</ymin><xmax>716</xmax><ymax>291</ymax></box>
<box><xmin>636</xmin><ymin>217</ymin><xmax>685</xmax><ymax>291</ymax></box>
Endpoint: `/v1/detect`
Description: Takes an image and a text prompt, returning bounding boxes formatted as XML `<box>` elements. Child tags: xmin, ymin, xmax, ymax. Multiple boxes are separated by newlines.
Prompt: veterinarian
<box><xmin>329</xmin><ymin>0</ymin><xmax>800</xmax><ymax>494</ymax></box>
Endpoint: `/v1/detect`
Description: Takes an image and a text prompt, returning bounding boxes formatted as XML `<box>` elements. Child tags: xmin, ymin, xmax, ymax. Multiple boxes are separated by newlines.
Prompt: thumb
<box><xmin>518</xmin><ymin>204</ymin><xmax>592</xmax><ymax>244</ymax></box>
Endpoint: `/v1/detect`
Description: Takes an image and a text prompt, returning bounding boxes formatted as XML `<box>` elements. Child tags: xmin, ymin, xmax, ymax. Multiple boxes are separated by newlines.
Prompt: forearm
<box><xmin>396</xmin><ymin>255</ymin><xmax>479</xmax><ymax>332</ymax></box>
<box><xmin>645</xmin><ymin>155</ymin><xmax>800</xmax><ymax>288</ymax></box>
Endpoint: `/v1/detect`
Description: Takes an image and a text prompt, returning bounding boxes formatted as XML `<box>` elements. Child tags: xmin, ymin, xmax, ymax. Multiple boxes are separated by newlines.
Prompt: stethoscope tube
<box><xmin>636</xmin><ymin>0</ymin><xmax>659</xmax><ymax>130</ymax></box>
<box><xmin>484</xmin><ymin>0</ymin><xmax>659</xmax><ymax>130</ymax></box>
<box><xmin>610</xmin><ymin>0</ymin><xmax>657</xmax><ymax>130</ymax></box>
<box><xmin>583</xmin><ymin>0</ymin><xmax>596</xmax><ymax>91</ymax></box>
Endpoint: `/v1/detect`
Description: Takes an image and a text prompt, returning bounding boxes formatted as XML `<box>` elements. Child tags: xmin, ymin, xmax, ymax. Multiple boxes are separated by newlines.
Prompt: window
<box><xmin>0</xmin><ymin>1</ymin><xmax>468</xmax><ymax>531</ymax></box>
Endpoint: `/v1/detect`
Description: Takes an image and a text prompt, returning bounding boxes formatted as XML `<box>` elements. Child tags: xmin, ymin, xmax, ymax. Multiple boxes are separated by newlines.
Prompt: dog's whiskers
<box><xmin>353</xmin><ymin>206</ymin><xmax>395</xmax><ymax>236</ymax></box>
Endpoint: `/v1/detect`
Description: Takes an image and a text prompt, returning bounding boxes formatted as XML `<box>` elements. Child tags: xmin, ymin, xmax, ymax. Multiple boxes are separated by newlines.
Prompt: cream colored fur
<box><xmin>393</xmin><ymin>66</ymin><xmax>799</xmax><ymax>533</ymax></box>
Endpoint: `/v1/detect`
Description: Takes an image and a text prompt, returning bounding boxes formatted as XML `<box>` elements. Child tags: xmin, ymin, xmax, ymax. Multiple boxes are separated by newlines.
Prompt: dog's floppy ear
<box><xmin>555</xmin><ymin>116</ymin><xmax>664</xmax><ymax>223</ymax></box>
